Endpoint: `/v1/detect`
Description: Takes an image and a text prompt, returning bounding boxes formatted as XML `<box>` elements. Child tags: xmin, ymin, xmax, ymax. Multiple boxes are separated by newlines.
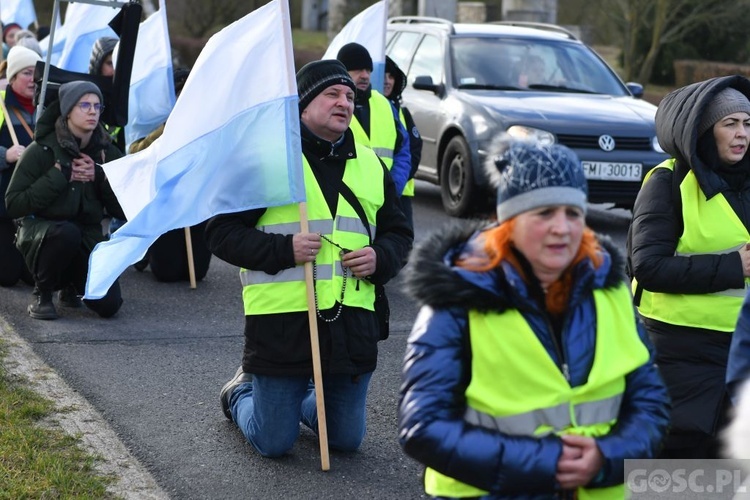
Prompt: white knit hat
<box><xmin>7</xmin><ymin>45</ymin><xmax>42</xmax><ymax>81</ymax></box>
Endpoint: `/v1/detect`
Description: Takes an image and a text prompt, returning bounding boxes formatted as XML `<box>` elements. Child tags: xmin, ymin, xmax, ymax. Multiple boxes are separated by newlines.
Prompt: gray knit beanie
<box><xmin>88</xmin><ymin>36</ymin><xmax>118</xmax><ymax>76</ymax></box>
<box><xmin>296</xmin><ymin>59</ymin><xmax>355</xmax><ymax>112</ymax></box>
<box><xmin>485</xmin><ymin>136</ymin><xmax>588</xmax><ymax>223</ymax></box>
<box><xmin>59</xmin><ymin>81</ymin><xmax>104</xmax><ymax>117</ymax></box>
<box><xmin>698</xmin><ymin>87</ymin><xmax>750</xmax><ymax>136</ymax></box>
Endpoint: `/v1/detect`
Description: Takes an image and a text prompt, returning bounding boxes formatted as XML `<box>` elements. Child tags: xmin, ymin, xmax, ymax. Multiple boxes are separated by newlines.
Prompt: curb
<box><xmin>0</xmin><ymin>317</ymin><xmax>170</xmax><ymax>499</ymax></box>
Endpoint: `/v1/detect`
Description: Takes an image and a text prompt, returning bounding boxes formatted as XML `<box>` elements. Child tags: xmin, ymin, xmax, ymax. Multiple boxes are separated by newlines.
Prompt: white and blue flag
<box><xmin>124</xmin><ymin>0</ymin><xmax>174</xmax><ymax>149</ymax></box>
<box><xmin>55</xmin><ymin>1</ymin><xmax>118</xmax><ymax>73</ymax></box>
<box><xmin>85</xmin><ymin>0</ymin><xmax>304</xmax><ymax>299</ymax></box>
<box><xmin>323</xmin><ymin>0</ymin><xmax>388</xmax><ymax>93</ymax></box>
<box><xmin>1</xmin><ymin>0</ymin><xmax>37</xmax><ymax>31</ymax></box>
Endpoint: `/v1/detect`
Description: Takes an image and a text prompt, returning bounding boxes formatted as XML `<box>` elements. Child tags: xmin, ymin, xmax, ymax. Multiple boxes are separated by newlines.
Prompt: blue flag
<box><xmin>85</xmin><ymin>0</ymin><xmax>304</xmax><ymax>299</ymax></box>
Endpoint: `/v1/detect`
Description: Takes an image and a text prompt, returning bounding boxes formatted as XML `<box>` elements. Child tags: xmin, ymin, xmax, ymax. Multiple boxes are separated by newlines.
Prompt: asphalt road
<box><xmin>0</xmin><ymin>181</ymin><xmax>632</xmax><ymax>499</ymax></box>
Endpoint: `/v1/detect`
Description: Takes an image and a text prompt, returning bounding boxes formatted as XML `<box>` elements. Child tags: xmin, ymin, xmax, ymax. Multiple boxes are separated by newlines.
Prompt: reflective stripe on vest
<box><xmin>240</xmin><ymin>144</ymin><xmax>384</xmax><ymax>315</ymax></box>
<box><xmin>464</xmin><ymin>393</ymin><xmax>623</xmax><ymax>437</ymax></box>
<box><xmin>349</xmin><ymin>90</ymin><xmax>397</xmax><ymax>170</ymax></box>
<box><xmin>424</xmin><ymin>283</ymin><xmax>648</xmax><ymax>499</ymax></box>
<box><xmin>634</xmin><ymin>158</ymin><xmax>750</xmax><ymax>331</ymax></box>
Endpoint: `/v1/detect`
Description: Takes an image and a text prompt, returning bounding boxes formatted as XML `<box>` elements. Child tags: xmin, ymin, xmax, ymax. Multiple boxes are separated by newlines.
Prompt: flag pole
<box><xmin>0</xmin><ymin>98</ymin><xmax>20</xmax><ymax>146</ymax></box>
<box><xmin>279</xmin><ymin>0</ymin><xmax>329</xmax><ymax>471</ymax></box>
<box><xmin>183</xmin><ymin>227</ymin><xmax>197</xmax><ymax>288</ymax></box>
<box><xmin>299</xmin><ymin>201</ymin><xmax>330</xmax><ymax>471</ymax></box>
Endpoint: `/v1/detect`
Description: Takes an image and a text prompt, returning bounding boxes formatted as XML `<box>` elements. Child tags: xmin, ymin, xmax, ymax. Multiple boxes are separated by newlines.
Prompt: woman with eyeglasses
<box><xmin>0</xmin><ymin>46</ymin><xmax>42</xmax><ymax>288</ymax></box>
<box><xmin>5</xmin><ymin>80</ymin><xmax>126</xmax><ymax>320</ymax></box>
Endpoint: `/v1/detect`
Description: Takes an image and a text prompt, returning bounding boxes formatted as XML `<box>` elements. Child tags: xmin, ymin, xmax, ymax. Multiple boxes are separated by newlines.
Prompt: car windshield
<box><xmin>450</xmin><ymin>37</ymin><xmax>628</xmax><ymax>96</ymax></box>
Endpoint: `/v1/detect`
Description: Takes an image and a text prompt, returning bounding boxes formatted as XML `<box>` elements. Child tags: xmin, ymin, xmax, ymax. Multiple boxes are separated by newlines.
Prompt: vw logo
<box><xmin>598</xmin><ymin>135</ymin><xmax>615</xmax><ymax>151</ymax></box>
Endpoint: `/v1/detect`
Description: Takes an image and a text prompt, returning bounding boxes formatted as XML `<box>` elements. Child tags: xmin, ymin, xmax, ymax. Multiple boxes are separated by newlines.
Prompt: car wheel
<box><xmin>440</xmin><ymin>136</ymin><xmax>476</xmax><ymax>218</ymax></box>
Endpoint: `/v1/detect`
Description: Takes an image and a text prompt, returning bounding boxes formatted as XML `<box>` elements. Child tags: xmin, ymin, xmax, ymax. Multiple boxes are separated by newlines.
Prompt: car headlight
<box><xmin>506</xmin><ymin>126</ymin><xmax>555</xmax><ymax>146</ymax></box>
<box><xmin>652</xmin><ymin>136</ymin><xmax>665</xmax><ymax>153</ymax></box>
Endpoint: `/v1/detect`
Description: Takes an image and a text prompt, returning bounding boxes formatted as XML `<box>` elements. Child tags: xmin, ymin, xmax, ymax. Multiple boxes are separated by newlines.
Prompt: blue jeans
<box><xmin>229</xmin><ymin>372</ymin><xmax>373</xmax><ymax>457</ymax></box>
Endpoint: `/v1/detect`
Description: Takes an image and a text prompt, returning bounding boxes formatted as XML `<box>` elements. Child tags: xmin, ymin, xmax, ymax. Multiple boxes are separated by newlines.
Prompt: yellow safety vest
<box><xmin>634</xmin><ymin>159</ymin><xmax>750</xmax><ymax>331</ymax></box>
<box><xmin>425</xmin><ymin>284</ymin><xmax>649</xmax><ymax>499</ymax></box>
<box><xmin>240</xmin><ymin>143</ymin><xmax>385</xmax><ymax>315</ymax></box>
<box><xmin>397</xmin><ymin>106</ymin><xmax>415</xmax><ymax>197</ymax></box>
<box><xmin>349</xmin><ymin>90</ymin><xmax>397</xmax><ymax>172</ymax></box>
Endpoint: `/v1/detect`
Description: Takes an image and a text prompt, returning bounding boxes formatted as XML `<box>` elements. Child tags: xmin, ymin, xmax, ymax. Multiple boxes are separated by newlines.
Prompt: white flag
<box><xmin>323</xmin><ymin>0</ymin><xmax>387</xmax><ymax>92</ymax></box>
<box><xmin>85</xmin><ymin>0</ymin><xmax>305</xmax><ymax>299</ymax></box>
<box><xmin>124</xmin><ymin>0</ymin><xmax>174</xmax><ymax>149</ymax></box>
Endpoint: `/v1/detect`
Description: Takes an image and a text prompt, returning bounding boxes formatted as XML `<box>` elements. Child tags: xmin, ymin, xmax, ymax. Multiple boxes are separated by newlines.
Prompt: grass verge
<box><xmin>0</xmin><ymin>340</ymin><xmax>114</xmax><ymax>498</ymax></box>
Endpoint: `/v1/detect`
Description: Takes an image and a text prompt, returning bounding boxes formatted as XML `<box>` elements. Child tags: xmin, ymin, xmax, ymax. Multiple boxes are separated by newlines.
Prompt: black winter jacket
<box><xmin>628</xmin><ymin>75</ymin><xmax>750</xmax><ymax>440</ymax></box>
<box><xmin>629</xmin><ymin>75</ymin><xmax>750</xmax><ymax>297</ymax></box>
<box><xmin>205</xmin><ymin>127</ymin><xmax>413</xmax><ymax>376</ymax></box>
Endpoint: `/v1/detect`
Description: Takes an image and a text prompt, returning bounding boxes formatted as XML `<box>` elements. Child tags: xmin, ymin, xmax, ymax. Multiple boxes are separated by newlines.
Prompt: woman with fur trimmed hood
<box><xmin>5</xmin><ymin>81</ymin><xmax>125</xmax><ymax>320</ymax></box>
<box><xmin>398</xmin><ymin>137</ymin><xmax>669</xmax><ymax>498</ymax></box>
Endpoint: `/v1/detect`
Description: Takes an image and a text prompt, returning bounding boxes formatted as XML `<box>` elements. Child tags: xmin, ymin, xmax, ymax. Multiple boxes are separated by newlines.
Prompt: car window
<box><xmin>450</xmin><ymin>36</ymin><xmax>628</xmax><ymax>95</ymax></box>
<box><xmin>387</xmin><ymin>31</ymin><xmax>422</xmax><ymax>74</ymax></box>
<box><xmin>451</xmin><ymin>37</ymin><xmax>518</xmax><ymax>89</ymax></box>
<box><xmin>407</xmin><ymin>34</ymin><xmax>442</xmax><ymax>85</ymax></box>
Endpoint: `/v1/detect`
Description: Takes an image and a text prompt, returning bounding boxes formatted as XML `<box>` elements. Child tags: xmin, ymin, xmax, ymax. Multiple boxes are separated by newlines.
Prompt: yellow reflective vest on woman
<box><xmin>239</xmin><ymin>143</ymin><xmax>385</xmax><ymax>315</ymax></box>
<box><xmin>424</xmin><ymin>284</ymin><xmax>650</xmax><ymax>499</ymax></box>
<box><xmin>634</xmin><ymin>159</ymin><xmax>750</xmax><ymax>332</ymax></box>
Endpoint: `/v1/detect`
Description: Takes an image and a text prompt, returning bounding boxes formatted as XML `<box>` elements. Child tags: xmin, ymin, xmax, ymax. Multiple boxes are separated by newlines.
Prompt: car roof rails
<box><xmin>388</xmin><ymin>16</ymin><xmax>455</xmax><ymax>33</ymax></box>
<box><xmin>489</xmin><ymin>21</ymin><xmax>577</xmax><ymax>40</ymax></box>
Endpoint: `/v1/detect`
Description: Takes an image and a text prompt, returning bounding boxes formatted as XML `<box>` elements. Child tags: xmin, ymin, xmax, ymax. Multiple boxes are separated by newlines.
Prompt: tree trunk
<box><xmin>327</xmin><ymin>0</ymin><xmax>348</xmax><ymax>41</ymax></box>
<box><xmin>636</xmin><ymin>0</ymin><xmax>667</xmax><ymax>84</ymax></box>
<box><xmin>140</xmin><ymin>0</ymin><xmax>157</xmax><ymax>16</ymax></box>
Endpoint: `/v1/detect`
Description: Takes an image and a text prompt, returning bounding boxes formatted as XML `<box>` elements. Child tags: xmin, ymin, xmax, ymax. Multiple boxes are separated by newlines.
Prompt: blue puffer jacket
<box><xmin>399</xmin><ymin>221</ymin><xmax>670</xmax><ymax>498</ymax></box>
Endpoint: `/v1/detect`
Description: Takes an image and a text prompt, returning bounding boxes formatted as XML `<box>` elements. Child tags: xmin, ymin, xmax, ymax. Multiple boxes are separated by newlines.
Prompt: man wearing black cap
<box><xmin>206</xmin><ymin>59</ymin><xmax>412</xmax><ymax>458</ymax></box>
<box><xmin>5</xmin><ymin>81</ymin><xmax>126</xmax><ymax>320</ymax></box>
<box><xmin>336</xmin><ymin>42</ymin><xmax>411</xmax><ymax>199</ymax></box>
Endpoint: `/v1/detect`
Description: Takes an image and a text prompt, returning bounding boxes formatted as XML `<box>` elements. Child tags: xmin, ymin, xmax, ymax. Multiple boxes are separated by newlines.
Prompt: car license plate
<box><xmin>581</xmin><ymin>161</ymin><xmax>642</xmax><ymax>181</ymax></box>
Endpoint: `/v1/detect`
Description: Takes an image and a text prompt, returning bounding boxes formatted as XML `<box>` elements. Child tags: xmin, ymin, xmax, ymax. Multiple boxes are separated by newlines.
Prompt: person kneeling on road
<box><xmin>206</xmin><ymin>59</ymin><xmax>413</xmax><ymax>457</ymax></box>
<box><xmin>5</xmin><ymin>81</ymin><xmax>125</xmax><ymax>320</ymax></box>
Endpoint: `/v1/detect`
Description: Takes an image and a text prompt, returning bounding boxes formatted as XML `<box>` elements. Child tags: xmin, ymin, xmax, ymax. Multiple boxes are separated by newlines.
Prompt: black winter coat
<box><xmin>205</xmin><ymin>127</ymin><xmax>413</xmax><ymax>376</ymax></box>
<box><xmin>628</xmin><ymin>75</ymin><xmax>750</xmax><ymax>443</ymax></box>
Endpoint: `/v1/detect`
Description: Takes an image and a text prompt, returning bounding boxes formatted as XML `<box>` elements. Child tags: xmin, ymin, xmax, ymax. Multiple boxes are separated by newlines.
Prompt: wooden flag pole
<box><xmin>299</xmin><ymin>201</ymin><xmax>330</xmax><ymax>471</ymax></box>
<box><xmin>184</xmin><ymin>227</ymin><xmax>197</xmax><ymax>289</ymax></box>
<box><xmin>0</xmin><ymin>97</ymin><xmax>20</xmax><ymax>147</ymax></box>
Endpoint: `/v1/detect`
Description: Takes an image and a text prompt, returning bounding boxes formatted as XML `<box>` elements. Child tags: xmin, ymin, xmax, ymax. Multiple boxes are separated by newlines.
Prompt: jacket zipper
<box><xmin>543</xmin><ymin>314</ymin><xmax>570</xmax><ymax>382</ymax></box>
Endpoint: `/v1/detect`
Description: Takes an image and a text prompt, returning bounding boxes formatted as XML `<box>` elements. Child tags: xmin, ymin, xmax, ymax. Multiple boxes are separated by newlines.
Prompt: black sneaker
<box><xmin>220</xmin><ymin>367</ymin><xmax>253</xmax><ymax>421</ymax></box>
<box><xmin>28</xmin><ymin>290</ymin><xmax>58</xmax><ymax>320</ymax></box>
<box><xmin>58</xmin><ymin>285</ymin><xmax>82</xmax><ymax>308</ymax></box>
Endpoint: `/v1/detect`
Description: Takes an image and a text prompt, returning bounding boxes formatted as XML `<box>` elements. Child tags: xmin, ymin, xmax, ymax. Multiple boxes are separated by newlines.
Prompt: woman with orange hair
<box><xmin>398</xmin><ymin>137</ymin><xmax>670</xmax><ymax>499</ymax></box>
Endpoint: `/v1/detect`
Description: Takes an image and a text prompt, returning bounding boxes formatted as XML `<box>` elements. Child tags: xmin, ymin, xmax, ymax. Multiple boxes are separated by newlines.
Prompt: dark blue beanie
<box><xmin>486</xmin><ymin>138</ymin><xmax>588</xmax><ymax>223</ymax></box>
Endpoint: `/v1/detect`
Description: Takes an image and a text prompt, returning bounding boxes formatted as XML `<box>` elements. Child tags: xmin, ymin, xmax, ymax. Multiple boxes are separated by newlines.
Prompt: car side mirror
<box><xmin>413</xmin><ymin>75</ymin><xmax>441</xmax><ymax>94</ymax></box>
<box><xmin>625</xmin><ymin>82</ymin><xmax>644</xmax><ymax>99</ymax></box>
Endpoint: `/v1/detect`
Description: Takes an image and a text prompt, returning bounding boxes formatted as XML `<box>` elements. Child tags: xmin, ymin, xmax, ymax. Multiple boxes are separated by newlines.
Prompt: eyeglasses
<box><xmin>77</xmin><ymin>102</ymin><xmax>104</xmax><ymax>113</ymax></box>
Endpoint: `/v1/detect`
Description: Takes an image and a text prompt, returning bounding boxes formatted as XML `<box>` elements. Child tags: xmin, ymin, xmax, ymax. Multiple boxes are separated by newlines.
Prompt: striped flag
<box><xmin>55</xmin><ymin>1</ymin><xmax>119</xmax><ymax>73</ymax></box>
<box><xmin>124</xmin><ymin>0</ymin><xmax>174</xmax><ymax>149</ymax></box>
<box><xmin>85</xmin><ymin>0</ymin><xmax>304</xmax><ymax>299</ymax></box>
<box><xmin>323</xmin><ymin>0</ymin><xmax>388</xmax><ymax>93</ymax></box>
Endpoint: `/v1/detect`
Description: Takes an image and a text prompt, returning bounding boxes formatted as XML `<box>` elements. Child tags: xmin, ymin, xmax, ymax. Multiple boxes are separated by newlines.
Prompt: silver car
<box><xmin>386</xmin><ymin>17</ymin><xmax>669</xmax><ymax>217</ymax></box>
